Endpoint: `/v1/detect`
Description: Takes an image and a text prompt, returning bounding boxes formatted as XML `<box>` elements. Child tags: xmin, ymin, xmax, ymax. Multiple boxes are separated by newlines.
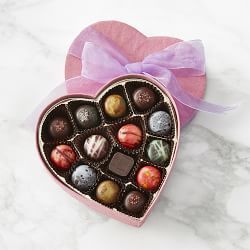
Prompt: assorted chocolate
<box><xmin>38</xmin><ymin>79</ymin><xmax>178</xmax><ymax>218</ymax></box>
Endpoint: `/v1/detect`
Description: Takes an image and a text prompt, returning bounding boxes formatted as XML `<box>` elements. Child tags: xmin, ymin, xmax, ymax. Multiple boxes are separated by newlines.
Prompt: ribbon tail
<box><xmin>156</xmin><ymin>74</ymin><xmax>239</xmax><ymax>114</ymax></box>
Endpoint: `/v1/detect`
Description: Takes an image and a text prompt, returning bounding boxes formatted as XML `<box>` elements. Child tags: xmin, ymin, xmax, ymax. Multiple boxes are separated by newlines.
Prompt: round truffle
<box><xmin>75</xmin><ymin>105</ymin><xmax>100</xmax><ymax>129</ymax></box>
<box><xmin>104</xmin><ymin>94</ymin><xmax>127</xmax><ymax>118</ymax></box>
<box><xmin>49</xmin><ymin>117</ymin><xmax>72</xmax><ymax>139</ymax></box>
<box><xmin>148</xmin><ymin>111</ymin><xmax>171</xmax><ymax>135</ymax></box>
<box><xmin>137</xmin><ymin>166</ymin><xmax>161</xmax><ymax>191</ymax></box>
<box><xmin>124</xmin><ymin>191</ymin><xmax>146</xmax><ymax>213</ymax></box>
<box><xmin>96</xmin><ymin>180</ymin><xmax>120</xmax><ymax>204</ymax></box>
<box><xmin>50</xmin><ymin>144</ymin><xmax>76</xmax><ymax>170</ymax></box>
<box><xmin>146</xmin><ymin>139</ymin><xmax>170</xmax><ymax>164</ymax></box>
<box><xmin>132</xmin><ymin>87</ymin><xmax>156</xmax><ymax>110</ymax></box>
<box><xmin>71</xmin><ymin>165</ymin><xmax>97</xmax><ymax>191</ymax></box>
<box><xmin>84</xmin><ymin>135</ymin><xmax>109</xmax><ymax>160</ymax></box>
<box><xmin>117</xmin><ymin>124</ymin><xmax>142</xmax><ymax>149</ymax></box>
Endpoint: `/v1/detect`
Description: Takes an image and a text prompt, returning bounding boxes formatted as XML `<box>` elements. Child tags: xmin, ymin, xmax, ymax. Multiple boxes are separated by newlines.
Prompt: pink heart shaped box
<box><xmin>65</xmin><ymin>20</ymin><xmax>206</xmax><ymax>128</ymax></box>
<box><xmin>36</xmin><ymin>75</ymin><xmax>180</xmax><ymax>227</ymax></box>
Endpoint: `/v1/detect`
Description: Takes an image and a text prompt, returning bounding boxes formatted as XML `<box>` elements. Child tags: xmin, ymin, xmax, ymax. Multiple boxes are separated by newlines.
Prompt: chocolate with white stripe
<box><xmin>83</xmin><ymin>134</ymin><xmax>109</xmax><ymax>160</ymax></box>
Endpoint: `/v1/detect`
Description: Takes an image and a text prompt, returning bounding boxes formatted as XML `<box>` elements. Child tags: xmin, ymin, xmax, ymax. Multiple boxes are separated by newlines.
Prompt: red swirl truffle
<box><xmin>50</xmin><ymin>144</ymin><xmax>76</xmax><ymax>170</ymax></box>
<box><xmin>117</xmin><ymin>124</ymin><xmax>142</xmax><ymax>149</ymax></box>
<box><xmin>136</xmin><ymin>166</ymin><xmax>161</xmax><ymax>191</ymax></box>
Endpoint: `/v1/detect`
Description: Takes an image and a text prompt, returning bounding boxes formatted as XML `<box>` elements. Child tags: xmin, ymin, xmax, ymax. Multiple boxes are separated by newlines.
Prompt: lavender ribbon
<box><xmin>23</xmin><ymin>28</ymin><xmax>237</xmax><ymax>131</ymax></box>
<box><xmin>69</xmin><ymin>30</ymin><xmax>236</xmax><ymax>113</ymax></box>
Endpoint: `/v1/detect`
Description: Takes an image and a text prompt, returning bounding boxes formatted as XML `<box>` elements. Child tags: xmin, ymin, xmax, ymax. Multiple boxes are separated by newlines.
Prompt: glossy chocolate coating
<box><xmin>137</xmin><ymin>166</ymin><xmax>161</xmax><ymax>191</ymax></box>
<box><xmin>132</xmin><ymin>87</ymin><xmax>156</xmax><ymax>110</ymax></box>
<box><xmin>71</xmin><ymin>165</ymin><xmax>97</xmax><ymax>191</ymax></box>
<box><xmin>148</xmin><ymin>111</ymin><xmax>171</xmax><ymax>135</ymax></box>
<box><xmin>75</xmin><ymin>105</ymin><xmax>100</xmax><ymax>129</ymax></box>
<box><xmin>104</xmin><ymin>94</ymin><xmax>127</xmax><ymax>118</ymax></box>
<box><xmin>146</xmin><ymin>139</ymin><xmax>170</xmax><ymax>164</ymax></box>
<box><xmin>108</xmin><ymin>152</ymin><xmax>134</xmax><ymax>177</ymax></box>
<box><xmin>124</xmin><ymin>191</ymin><xmax>146</xmax><ymax>213</ymax></box>
<box><xmin>84</xmin><ymin>135</ymin><xmax>109</xmax><ymax>160</ymax></box>
<box><xmin>50</xmin><ymin>144</ymin><xmax>76</xmax><ymax>170</ymax></box>
<box><xmin>117</xmin><ymin>124</ymin><xmax>142</xmax><ymax>149</ymax></box>
<box><xmin>96</xmin><ymin>180</ymin><xmax>120</xmax><ymax>204</ymax></box>
<box><xmin>49</xmin><ymin>117</ymin><xmax>72</xmax><ymax>139</ymax></box>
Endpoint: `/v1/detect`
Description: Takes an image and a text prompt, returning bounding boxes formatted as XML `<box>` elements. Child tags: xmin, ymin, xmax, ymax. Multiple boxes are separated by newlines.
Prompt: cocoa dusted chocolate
<box><xmin>49</xmin><ymin>117</ymin><xmax>72</xmax><ymax>139</ymax></box>
<box><xmin>132</xmin><ymin>87</ymin><xmax>156</xmax><ymax>111</ymax></box>
<box><xmin>124</xmin><ymin>191</ymin><xmax>146</xmax><ymax>213</ymax></box>
<box><xmin>75</xmin><ymin>105</ymin><xmax>100</xmax><ymax>129</ymax></box>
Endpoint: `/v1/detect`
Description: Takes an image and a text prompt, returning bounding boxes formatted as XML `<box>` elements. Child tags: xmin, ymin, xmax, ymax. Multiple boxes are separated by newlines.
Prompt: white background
<box><xmin>0</xmin><ymin>0</ymin><xmax>250</xmax><ymax>249</ymax></box>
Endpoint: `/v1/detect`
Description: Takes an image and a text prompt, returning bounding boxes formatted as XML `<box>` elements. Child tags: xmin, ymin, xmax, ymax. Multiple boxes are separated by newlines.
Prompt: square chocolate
<box><xmin>108</xmin><ymin>152</ymin><xmax>134</xmax><ymax>177</ymax></box>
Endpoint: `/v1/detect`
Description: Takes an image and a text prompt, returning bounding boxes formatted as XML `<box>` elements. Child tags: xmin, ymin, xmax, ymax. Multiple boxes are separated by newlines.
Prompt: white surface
<box><xmin>0</xmin><ymin>0</ymin><xmax>250</xmax><ymax>249</ymax></box>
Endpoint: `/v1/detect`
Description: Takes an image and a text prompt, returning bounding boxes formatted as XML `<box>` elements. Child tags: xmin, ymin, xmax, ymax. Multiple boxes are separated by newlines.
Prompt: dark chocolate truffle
<box><xmin>132</xmin><ymin>87</ymin><xmax>156</xmax><ymax>110</ymax></box>
<box><xmin>148</xmin><ymin>111</ymin><xmax>171</xmax><ymax>135</ymax></box>
<box><xmin>146</xmin><ymin>139</ymin><xmax>170</xmax><ymax>164</ymax></box>
<box><xmin>124</xmin><ymin>191</ymin><xmax>146</xmax><ymax>213</ymax></box>
<box><xmin>96</xmin><ymin>180</ymin><xmax>120</xmax><ymax>204</ymax></box>
<box><xmin>50</xmin><ymin>144</ymin><xmax>76</xmax><ymax>170</ymax></box>
<box><xmin>75</xmin><ymin>105</ymin><xmax>100</xmax><ymax>129</ymax></box>
<box><xmin>117</xmin><ymin>124</ymin><xmax>142</xmax><ymax>149</ymax></box>
<box><xmin>49</xmin><ymin>117</ymin><xmax>72</xmax><ymax>139</ymax></box>
<box><xmin>83</xmin><ymin>135</ymin><xmax>109</xmax><ymax>160</ymax></box>
<box><xmin>108</xmin><ymin>152</ymin><xmax>134</xmax><ymax>177</ymax></box>
<box><xmin>104</xmin><ymin>94</ymin><xmax>127</xmax><ymax>118</ymax></box>
<box><xmin>71</xmin><ymin>165</ymin><xmax>97</xmax><ymax>191</ymax></box>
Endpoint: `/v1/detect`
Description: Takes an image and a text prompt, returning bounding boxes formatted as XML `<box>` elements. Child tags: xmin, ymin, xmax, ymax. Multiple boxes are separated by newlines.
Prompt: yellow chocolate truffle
<box><xmin>104</xmin><ymin>94</ymin><xmax>126</xmax><ymax>118</ymax></box>
<box><xmin>96</xmin><ymin>180</ymin><xmax>120</xmax><ymax>204</ymax></box>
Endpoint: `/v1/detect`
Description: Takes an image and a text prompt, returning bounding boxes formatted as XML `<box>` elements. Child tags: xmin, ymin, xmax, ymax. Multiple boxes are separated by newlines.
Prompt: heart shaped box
<box><xmin>65</xmin><ymin>20</ymin><xmax>206</xmax><ymax>128</ymax></box>
<box><xmin>36</xmin><ymin>75</ymin><xmax>180</xmax><ymax>227</ymax></box>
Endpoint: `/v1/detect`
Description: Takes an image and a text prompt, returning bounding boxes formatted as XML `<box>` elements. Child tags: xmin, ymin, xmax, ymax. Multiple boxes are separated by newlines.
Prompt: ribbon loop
<box><xmin>77</xmin><ymin>31</ymin><xmax>236</xmax><ymax>114</ymax></box>
<box><xmin>125</xmin><ymin>62</ymin><xmax>143</xmax><ymax>74</ymax></box>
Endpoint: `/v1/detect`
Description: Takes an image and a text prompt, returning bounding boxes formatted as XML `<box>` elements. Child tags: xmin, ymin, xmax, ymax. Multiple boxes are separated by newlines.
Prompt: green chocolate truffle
<box><xmin>146</xmin><ymin>139</ymin><xmax>170</xmax><ymax>164</ymax></box>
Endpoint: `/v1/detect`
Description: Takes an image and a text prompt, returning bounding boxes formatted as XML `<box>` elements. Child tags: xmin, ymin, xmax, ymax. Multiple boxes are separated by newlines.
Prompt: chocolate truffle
<box><xmin>84</xmin><ymin>135</ymin><xmax>109</xmax><ymax>160</ymax></box>
<box><xmin>108</xmin><ymin>152</ymin><xmax>134</xmax><ymax>177</ymax></box>
<box><xmin>124</xmin><ymin>191</ymin><xmax>146</xmax><ymax>213</ymax></box>
<box><xmin>96</xmin><ymin>180</ymin><xmax>120</xmax><ymax>204</ymax></box>
<box><xmin>71</xmin><ymin>165</ymin><xmax>97</xmax><ymax>191</ymax></box>
<box><xmin>137</xmin><ymin>166</ymin><xmax>161</xmax><ymax>191</ymax></box>
<box><xmin>50</xmin><ymin>144</ymin><xmax>76</xmax><ymax>170</ymax></box>
<box><xmin>148</xmin><ymin>111</ymin><xmax>171</xmax><ymax>135</ymax></box>
<box><xmin>104</xmin><ymin>94</ymin><xmax>127</xmax><ymax>118</ymax></box>
<box><xmin>49</xmin><ymin>117</ymin><xmax>72</xmax><ymax>139</ymax></box>
<box><xmin>132</xmin><ymin>87</ymin><xmax>156</xmax><ymax>110</ymax></box>
<box><xmin>117</xmin><ymin>124</ymin><xmax>142</xmax><ymax>149</ymax></box>
<box><xmin>75</xmin><ymin>105</ymin><xmax>100</xmax><ymax>129</ymax></box>
<box><xmin>146</xmin><ymin>139</ymin><xmax>170</xmax><ymax>164</ymax></box>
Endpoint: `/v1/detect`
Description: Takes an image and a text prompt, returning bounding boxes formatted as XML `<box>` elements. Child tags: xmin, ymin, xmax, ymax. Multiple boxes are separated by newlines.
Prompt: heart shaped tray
<box><xmin>37</xmin><ymin>75</ymin><xmax>180</xmax><ymax>226</ymax></box>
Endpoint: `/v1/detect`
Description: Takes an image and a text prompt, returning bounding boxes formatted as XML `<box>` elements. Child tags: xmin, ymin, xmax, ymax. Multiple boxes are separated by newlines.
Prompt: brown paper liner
<box><xmin>41</xmin><ymin>104</ymin><xmax>75</xmax><ymax>143</ymax></box>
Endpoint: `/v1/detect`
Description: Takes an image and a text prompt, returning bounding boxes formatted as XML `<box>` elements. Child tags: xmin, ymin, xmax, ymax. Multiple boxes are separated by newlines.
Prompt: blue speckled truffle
<box><xmin>148</xmin><ymin>111</ymin><xmax>171</xmax><ymax>135</ymax></box>
<box><xmin>71</xmin><ymin>165</ymin><xmax>97</xmax><ymax>191</ymax></box>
